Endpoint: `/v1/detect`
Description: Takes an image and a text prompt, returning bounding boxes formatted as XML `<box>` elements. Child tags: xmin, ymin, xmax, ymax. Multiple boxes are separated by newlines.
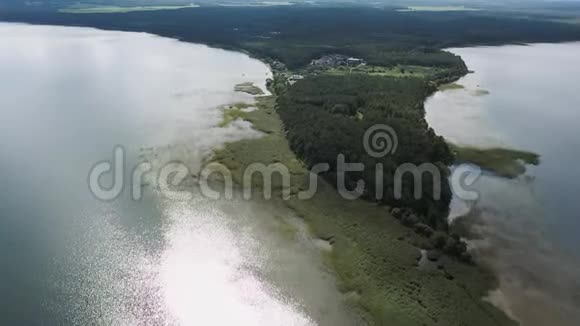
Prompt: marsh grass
<box><xmin>438</xmin><ymin>82</ymin><xmax>465</xmax><ymax>91</ymax></box>
<box><xmin>234</xmin><ymin>82</ymin><xmax>264</xmax><ymax>95</ymax></box>
<box><xmin>452</xmin><ymin>145</ymin><xmax>540</xmax><ymax>178</ymax></box>
<box><xmin>218</xmin><ymin>102</ymin><xmax>256</xmax><ymax>127</ymax></box>
<box><xmin>210</xmin><ymin>96</ymin><xmax>516</xmax><ymax>326</ymax></box>
<box><xmin>472</xmin><ymin>89</ymin><xmax>491</xmax><ymax>96</ymax></box>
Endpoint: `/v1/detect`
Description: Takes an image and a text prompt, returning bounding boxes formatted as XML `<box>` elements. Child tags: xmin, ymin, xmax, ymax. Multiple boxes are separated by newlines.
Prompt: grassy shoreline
<box><xmin>234</xmin><ymin>82</ymin><xmax>265</xmax><ymax>95</ymax></box>
<box><xmin>451</xmin><ymin>144</ymin><xmax>540</xmax><ymax>178</ymax></box>
<box><xmin>438</xmin><ymin>82</ymin><xmax>465</xmax><ymax>91</ymax></box>
<box><xmin>210</xmin><ymin>93</ymin><xmax>516</xmax><ymax>325</ymax></box>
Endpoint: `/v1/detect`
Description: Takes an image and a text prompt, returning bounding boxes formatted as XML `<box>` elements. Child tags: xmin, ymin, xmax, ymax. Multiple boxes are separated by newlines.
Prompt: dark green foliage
<box><xmin>413</xmin><ymin>223</ymin><xmax>434</xmax><ymax>237</ymax></box>
<box><xmin>277</xmin><ymin>74</ymin><xmax>454</xmax><ymax>228</ymax></box>
<box><xmin>2</xmin><ymin>7</ymin><xmax>580</xmax><ymax>68</ymax></box>
<box><xmin>430</xmin><ymin>231</ymin><xmax>449</xmax><ymax>249</ymax></box>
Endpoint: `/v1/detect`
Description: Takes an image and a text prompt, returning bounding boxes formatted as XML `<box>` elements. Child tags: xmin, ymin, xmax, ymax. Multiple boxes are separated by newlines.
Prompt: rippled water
<box><xmin>0</xmin><ymin>24</ymin><xmax>361</xmax><ymax>325</ymax></box>
<box><xmin>426</xmin><ymin>43</ymin><xmax>580</xmax><ymax>326</ymax></box>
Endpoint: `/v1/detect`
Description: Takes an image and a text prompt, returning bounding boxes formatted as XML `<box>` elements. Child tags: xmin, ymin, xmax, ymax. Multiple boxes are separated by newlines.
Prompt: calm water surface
<box><xmin>0</xmin><ymin>24</ymin><xmax>362</xmax><ymax>325</ymax></box>
<box><xmin>426</xmin><ymin>43</ymin><xmax>580</xmax><ymax>326</ymax></box>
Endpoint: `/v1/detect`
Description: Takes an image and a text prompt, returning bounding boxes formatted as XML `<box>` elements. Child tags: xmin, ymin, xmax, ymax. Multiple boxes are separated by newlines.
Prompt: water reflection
<box><xmin>427</xmin><ymin>43</ymin><xmax>580</xmax><ymax>325</ymax></box>
<box><xmin>0</xmin><ymin>24</ymin><xmax>360</xmax><ymax>325</ymax></box>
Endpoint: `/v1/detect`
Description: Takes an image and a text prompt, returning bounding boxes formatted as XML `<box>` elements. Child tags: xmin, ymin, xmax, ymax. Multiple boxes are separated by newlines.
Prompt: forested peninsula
<box><xmin>3</xmin><ymin>5</ymin><xmax>573</xmax><ymax>221</ymax></box>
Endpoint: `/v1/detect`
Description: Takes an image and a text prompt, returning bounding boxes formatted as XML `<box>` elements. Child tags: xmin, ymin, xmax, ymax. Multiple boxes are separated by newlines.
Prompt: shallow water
<box><xmin>426</xmin><ymin>43</ymin><xmax>580</xmax><ymax>326</ymax></box>
<box><xmin>0</xmin><ymin>24</ymin><xmax>362</xmax><ymax>325</ymax></box>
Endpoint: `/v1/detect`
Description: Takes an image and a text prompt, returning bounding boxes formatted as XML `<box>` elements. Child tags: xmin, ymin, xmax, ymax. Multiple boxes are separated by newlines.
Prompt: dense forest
<box><xmin>2</xmin><ymin>7</ymin><xmax>580</xmax><ymax>68</ymax></box>
<box><xmin>276</xmin><ymin>75</ymin><xmax>454</xmax><ymax>229</ymax></box>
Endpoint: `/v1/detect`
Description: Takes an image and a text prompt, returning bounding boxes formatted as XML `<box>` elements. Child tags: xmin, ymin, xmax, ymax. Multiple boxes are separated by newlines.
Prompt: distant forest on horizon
<box><xmin>2</xmin><ymin>4</ymin><xmax>580</xmax><ymax>69</ymax></box>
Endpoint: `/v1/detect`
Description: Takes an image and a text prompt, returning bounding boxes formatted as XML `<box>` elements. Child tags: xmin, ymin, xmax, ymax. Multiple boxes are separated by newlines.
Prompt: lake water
<box><xmin>426</xmin><ymin>43</ymin><xmax>580</xmax><ymax>326</ymax></box>
<box><xmin>0</xmin><ymin>24</ymin><xmax>363</xmax><ymax>325</ymax></box>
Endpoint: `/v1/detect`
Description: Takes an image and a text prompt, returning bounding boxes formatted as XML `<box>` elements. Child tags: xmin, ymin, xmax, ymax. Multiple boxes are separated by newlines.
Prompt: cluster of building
<box><xmin>269</xmin><ymin>60</ymin><xmax>287</xmax><ymax>72</ymax></box>
<box><xmin>278</xmin><ymin>54</ymin><xmax>367</xmax><ymax>86</ymax></box>
<box><xmin>310</xmin><ymin>54</ymin><xmax>365</xmax><ymax>68</ymax></box>
<box><xmin>287</xmin><ymin>74</ymin><xmax>305</xmax><ymax>85</ymax></box>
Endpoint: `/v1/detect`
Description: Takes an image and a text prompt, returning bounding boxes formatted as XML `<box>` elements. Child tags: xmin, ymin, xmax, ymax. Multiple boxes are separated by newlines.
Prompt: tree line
<box><xmin>277</xmin><ymin>75</ymin><xmax>454</xmax><ymax>230</ymax></box>
<box><xmin>3</xmin><ymin>6</ymin><xmax>580</xmax><ymax>68</ymax></box>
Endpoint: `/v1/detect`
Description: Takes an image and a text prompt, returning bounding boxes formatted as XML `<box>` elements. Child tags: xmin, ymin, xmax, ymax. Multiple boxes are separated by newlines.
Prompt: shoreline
<box><xmin>424</xmin><ymin>43</ymin><xmax>580</xmax><ymax>326</ymax></box>
<box><xmin>426</xmin><ymin>55</ymin><xmax>541</xmax><ymax>179</ymax></box>
<box><xmin>210</xmin><ymin>82</ymin><xmax>516</xmax><ymax>324</ymax></box>
<box><xmin>451</xmin><ymin>145</ymin><xmax>540</xmax><ymax>178</ymax></box>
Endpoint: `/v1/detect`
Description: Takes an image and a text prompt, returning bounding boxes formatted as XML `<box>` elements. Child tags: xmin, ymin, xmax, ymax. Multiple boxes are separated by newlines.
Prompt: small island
<box><xmin>451</xmin><ymin>145</ymin><xmax>540</xmax><ymax>178</ymax></box>
<box><xmin>234</xmin><ymin>82</ymin><xmax>264</xmax><ymax>95</ymax></box>
<box><xmin>438</xmin><ymin>82</ymin><xmax>465</xmax><ymax>91</ymax></box>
